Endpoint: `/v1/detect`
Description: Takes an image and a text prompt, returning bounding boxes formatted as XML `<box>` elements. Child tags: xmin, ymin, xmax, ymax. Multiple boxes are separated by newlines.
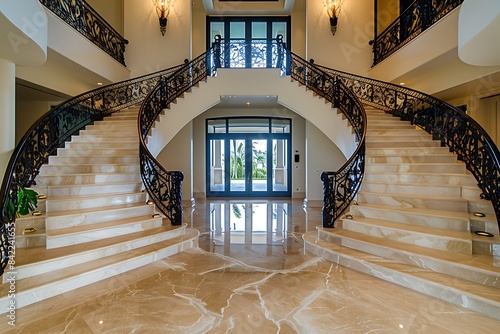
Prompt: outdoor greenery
<box><xmin>229</xmin><ymin>140</ymin><xmax>268</xmax><ymax>180</ymax></box>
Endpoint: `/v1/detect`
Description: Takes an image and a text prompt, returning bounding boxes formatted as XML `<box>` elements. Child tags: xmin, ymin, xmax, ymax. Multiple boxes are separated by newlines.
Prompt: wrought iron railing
<box><xmin>0</xmin><ymin>63</ymin><xmax>184</xmax><ymax>276</ymax></box>
<box><xmin>314</xmin><ymin>62</ymin><xmax>500</xmax><ymax>229</ymax></box>
<box><xmin>371</xmin><ymin>0</ymin><xmax>464</xmax><ymax>66</ymax></box>
<box><xmin>138</xmin><ymin>52</ymin><xmax>216</xmax><ymax>225</ymax></box>
<box><xmin>287</xmin><ymin>55</ymin><xmax>366</xmax><ymax>227</ymax></box>
<box><xmin>39</xmin><ymin>0</ymin><xmax>128</xmax><ymax>66</ymax></box>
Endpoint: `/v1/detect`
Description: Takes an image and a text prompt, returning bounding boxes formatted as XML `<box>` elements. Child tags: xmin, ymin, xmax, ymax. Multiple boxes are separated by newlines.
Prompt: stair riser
<box><xmin>341</xmin><ymin>220</ymin><xmax>472</xmax><ymax>255</ymax></box>
<box><xmin>357</xmin><ymin>192</ymin><xmax>468</xmax><ymax>212</ymax></box>
<box><xmin>46</xmin><ymin>193</ymin><xmax>146</xmax><ymax>212</ymax></box>
<box><xmin>366</xmin><ymin>147</ymin><xmax>450</xmax><ymax>155</ymax></box>
<box><xmin>365</xmin><ymin>164</ymin><xmax>466</xmax><ymax>174</ymax></box>
<box><xmin>366</xmin><ymin>141</ymin><xmax>440</xmax><ymax>148</ymax></box>
<box><xmin>48</xmin><ymin>156</ymin><xmax>139</xmax><ymax>165</ymax></box>
<box><xmin>78</xmin><ymin>130</ymin><xmax>138</xmax><ymax>137</ymax></box>
<box><xmin>40</xmin><ymin>164</ymin><xmax>139</xmax><ymax>174</ymax></box>
<box><xmin>47</xmin><ymin>183</ymin><xmax>142</xmax><ymax>197</ymax></box>
<box><xmin>15</xmin><ymin>216</ymin><xmax>46</xmax><ymax>234</ymax></box>
<box><xmin>363</xmin><ymin>173</ymin><xmax>475</xmax><ymax>186</ymax></box>
<box><xmin>56</xmin><ymin>148</ymin><xmax>138</xmax><ymax>157</ymax></box>
<box><xmin>46</xmin><ymin>218</ymin><xmax>163</xmax><ymax>249</ymax></box>
<box><xmin>367</xmin><ymin>136</ymin><xmax>433</xmax><ymax>142</ymax></box>
<box><xmin>15</xmin><ymin>235</ymin><xmax>46</xmax><ymax>248</ymax></box>
<box><xmin>46</xmin><ymin>204</ymin><xmax>155</xmax><ymax>230</ymax></box>
<box><xmin>462</xmin><ymin>187</ymin><xmax>483</xmax><ymax>198</ymax></box>
<box><xmin>315</xmin><ymin>230</ymin><xmax>500</xmax><ymax>289</ymax></box>
<box><xmin>71</xmin><ymin>136</ymin><xmax>137</xmax><ymax>143</ymax></box>
<box><xmin>366</xmin><ymin>156</ymin><xmax>456</xmax><ymax>163</ymax></box>
<box><xmin>0</xmin><ymin>236</ymin><xmax>197</xmax><ymax>312</ymax></box>
<box><xmin>66</xmin><ymin>142</ymin><xmax>138</xmax><ymax>149</ymax></box>
<box><xmin>349</xmin><ymin>206</ymin><xmax>470</xmax><ymax>231</ymax></box>
<box><xmin>36</xmin><ymin>173</ymin><xmax>141</xmax><ymax>186</ymax></box>
<box><xmin>468</xmin><ymin>200</ymin><xmax>496</xmax><ymax>216</ymax></box>
<box><xmin>368</xmin><ymin>125</ymin><xmax>416</xmax><ymax>130</ymax></box>
<box><xmin>86</xmin><ymin>124</ymin><xmax>137</xmax><ymax>130</ymax></box>
<box><xmin>361</xmin><ymin>182</ymin><xmax>461</xmax><ymax>197</ymax></box>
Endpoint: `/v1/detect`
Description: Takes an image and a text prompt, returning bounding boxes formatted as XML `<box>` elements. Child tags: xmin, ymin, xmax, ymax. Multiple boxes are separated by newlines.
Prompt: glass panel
<box><xmin>272</xmin><ymin>119</ymin><xmax>290</xmax><ymax>133</ymax></box>
<box><xmin>207</xmin><ymin>119</ymin><xmax>226</xmax><ymax>133</ymax></box>
<box><xmin>210</xmin><ymin>21</ymin><xmax>225</xmax><ymax>40</ymax></box>
<box><xmin>209</xmin><ymin>139</ymin><xmax>225</xmax><ymax>192</ymax></box>
<box><xmin>252</xmin><ymin>140</ymin><xmax>267</xmax><ymax>192</ymax></box>
<box><xmin>273</xmin><ymin>139</ymin><xmax>288</xmax><ymax>191</ymax></box>
<box><xmin>251</xmin><ymin>203</ymin><xmax>267</xmax><ymax>244</ymax></box>
<box><xmin>272</xmin><ymin>22</ymin><xmax>287</xmax><ymax>40</ymax></box>
<box><xmin>230</xmin><ymin>203</ymin><xmax>246</xmax><ymax>244</ymax></box>
<box><xmin>229</xmin><ymin>118</ymin><xmax>269</xmax><ymax>133</ymax></box>
<box><xmin>272</xmin><ymin>202</ymin><xmax>288</xmax><ymax>243</ymax></box>
<box><xmin>230</xmin><ymin>22</ymin><xmax>246</xmax><ymax>68</ymax></box>
<box><xmin>252</xmin><ymin>22</ymin><xmax>268</xmax><ymax>68</ymax></box>
<box><xmin>230</xmin><ymin>139</ymin><xmax>245</xmax><ymax>191</ymax></box>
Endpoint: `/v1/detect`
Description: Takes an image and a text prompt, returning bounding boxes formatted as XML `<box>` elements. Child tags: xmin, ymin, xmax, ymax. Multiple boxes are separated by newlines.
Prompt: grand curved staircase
<box><xmin>304</xmin><ymin>106</ymin><xmax>500</xmax><ymax>319</ymax></box>
<box><xmin>0</xmin><ymin>107</ymin><xmax>198</xmax><ymax>312</ymax></box>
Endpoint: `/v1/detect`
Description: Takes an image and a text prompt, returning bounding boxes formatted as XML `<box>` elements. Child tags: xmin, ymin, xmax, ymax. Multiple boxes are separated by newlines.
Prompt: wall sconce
<box><xmin>153</xmin><ymin>0</ymin><xmax>173</xmax><ymax>36</ymax></box>
<box><xmin>323</xmin><ymin>0</ymin><xmax>343</xmax><ymax>36</ymax></box>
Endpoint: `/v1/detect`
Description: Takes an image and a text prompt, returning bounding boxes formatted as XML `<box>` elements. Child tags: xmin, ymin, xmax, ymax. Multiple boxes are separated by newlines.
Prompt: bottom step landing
<box><xmin>0</xmin><ymin>225</ymin><xmax>198</xmax><ymax>314</ymax></box>
<box><xmin>304</xmin><ymin>228</ymin><xmax>500</xmax><ymax>321</ymax></box>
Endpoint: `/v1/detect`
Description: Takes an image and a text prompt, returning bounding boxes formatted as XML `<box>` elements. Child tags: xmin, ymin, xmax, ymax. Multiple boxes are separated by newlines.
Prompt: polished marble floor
<box><xmin>3</xmin><ymin>199</ymin><xmax>500</xmax><ymax>333</ymax></box>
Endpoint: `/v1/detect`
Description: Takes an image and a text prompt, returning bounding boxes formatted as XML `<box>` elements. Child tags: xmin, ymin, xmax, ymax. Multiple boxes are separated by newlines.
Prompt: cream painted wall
<box><xmin>305</xmin><ymin>120</ymin><xmax>346</xmax><ymax>207</ymax></box>
<box><xmin>306</xmin><ymin>0</ymin><xmax>374</xmax><ymax>76</ymax></box>
<box><xmin>191</xmin><ymin>106</ymin><xmax>306</xmax><ymax>199</ymax></box>
<box><xmin>156</xmin><ymin>121</ymin><xmax>193</xmax><ymax>202</ymax></box>
<box><xmin>192</xmin><ymin>9</ymin><xmax>206</xmax><ymax>58</ymax></box>
<box><xmin>87</xmin><ymin>0</ymin><xmax>124</xmax><ymax>35</ymax></box>
<box><xmin>15</xmin><ymin>101</ymin><xmax>63</xmax><ymax>143</ymax></box>
<box><xmin>376</xmin><ymin>0</ymin><xmax>399</xmax><ymax>34</ymax></box>
<box><xmin>291</xmin><ymin>4</ymin><xmax>306</xmax><ymax>58</ymax></box>
<box><xmin>124</xmin><ymin>0</ymin><xmax>191</xmax><ymax>77</ymax></box>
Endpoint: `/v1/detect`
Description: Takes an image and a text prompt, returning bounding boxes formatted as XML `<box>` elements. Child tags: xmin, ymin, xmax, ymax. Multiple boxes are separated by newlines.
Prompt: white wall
<box><xmin>156</xmin><ymin>121</ymin><xmax>193</xmax><ymax>203</ymax></box>
<box><xmin>306</xmin><ymin>0</ymin><xmax>374</xmax><ymax>76</ymax></box>
<box><xmin>124</xmin><ymin>0</ymin><xmax>191</xmax><ymax>77</ymax></box>
<box><xmin>306</xmin><ymin>120</ymin><xmax>347</xmax><ymax>207</ymax></box>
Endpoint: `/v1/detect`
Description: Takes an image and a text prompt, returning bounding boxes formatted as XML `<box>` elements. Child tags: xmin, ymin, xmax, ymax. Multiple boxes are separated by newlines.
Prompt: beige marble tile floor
<box><xmin>3</xmin><ymin>199</ymin><xmax>500</xmax><ymax>333</ymax></box>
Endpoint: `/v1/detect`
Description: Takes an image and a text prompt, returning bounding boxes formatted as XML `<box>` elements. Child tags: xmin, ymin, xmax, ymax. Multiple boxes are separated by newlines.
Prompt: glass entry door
<box><xmin>207</xmin><ymin>117</ymin><xmax>291</xmax><ymax>197</ymax></box>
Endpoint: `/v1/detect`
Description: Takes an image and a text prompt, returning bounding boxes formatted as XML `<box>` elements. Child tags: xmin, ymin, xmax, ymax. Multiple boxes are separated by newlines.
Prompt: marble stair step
<box><xmin>366</xmin><ymin>134</ymin><xmax>433</xmax><ymax>142</ymax></box>
<box><xmin>367</xmin><ymin>124</ymin><xmax>416</xmax><ymax>130</ymax></box>
<box><xmin>48</xmin><ymin>155</ymin><xmax>139</xmax><ymax>165</ymax></box>
<box><xmin>102</xmin><ymin>115</ymin><xmax>137</xmax><ymax>121</ymax></box>
<box><xmin>70</xmin><ymin>135</ymin><xmax>138</xmax><ymax>143</ymax></box>
<box><xmin>86</xmin><ymin>123</ymin><xmax>137</xmax><ymax>130</ymax></box>
<box><xmin>314</xmin><ymin>228</ymin><xmax>500</xmax><ymax>287</ymax></box>
<box><xmin>368</xmin><ymin>119</ymin><xmax>412</xmax><ymax>125</ymax></box>
<box><xmin>56</xmin><ymin>148</ymin><xmax>138</xmax><ymax>157</ymax></box>
<box><xmin>341</xmin><ymin>216</ymin><xmax>472</xmax><ymax>254</ymax></box>
<box><xmin>366</xmin><ymin>155</ymin><xmax>457</xmax><ymax>163</ymax></box>
<box><xmin>365</xmin><ymin>162</ymin><xmax>467</xmax><ymax>173</ymax></box>
<box><xmin>462</xmin><ymin>186</ymin><xmax>484</xmax><ymax>198</ymax></box>
<box><xmin>366</xmin><ymin>140</ymin><xmax>440</xmax><ymax>148</ymax></box>
<box><xmin>466</xmin><ymin>197</ymin><xmax>497</xmax><ymax>216</ymax></box>
<box><xmin>303</xmin><ymin>231</ymin><xmax>500</xmax><ymax>320</ymax></box>
<box><xmin>472</xmin><ymin>233</ymin><xmax>500</xmax><ymax>256</ymax></box>
<box><xmin>46</xmin><ymin>215</ymin><xmax>164</xmax><ymax>249</ymax></box>
<box><xmin>0</xmin><ymin>228</ymin><xmax>198</xmax><ymax>312</ymax></box>
<box><xmin>45</xmin><ymin>192</ymin><xmax>146</xmax><ymax>212</ymax></box>
<box><xmin>65</xmin><ymin>141</ymin><xmax>138</xmax><ymax>149</ymax></box>
<box><xmin>363</xmin><ymin>171</ymin><xmax>474</xmax><ymax>185</ymax></box>
<box><xmin>36</xmin><ymin>172</ymin><xmax>141</xmax><ymax>186</ymax></box>
<box><xmin>46</xmin><ymin>202</ymin><xmax>155</xmax><ymax>230</ymax></box>
<box><xmin>349</xmin><ymin>203</ymin><xmax>470</xmax><ymax>231</ymax></box>
<box><xmin>40</xmin><ymin>163</ymin><xmax>139</xmax><ymax>174</ymax></box>
<box><xmin>366</xmin><ymin>129</ymin><xmax>429</xmax><ymax>136</ymax></box>
<box><xmin>16</xmin><ymin>232</ymin><xmax>46</xmax><ymax>248</ymax></box>
<box><xmin>77</xmin><ymin>129</ymin><xmax>138</xmax><ymax>137</ymax></box>
<box><xmin>357</xmin><ymin>191</ymin><xmax>468</xmax><ymax>212</ymax></box>
<box><xmin>360</xmin><ymin>181</ymin><xmax>462</xmax><ymax>197</ymax></box>
<box><xmin>5</xmin><ymin>224</ymin><xmax>184</xmax><ymax>282</ymax></box>
<box><xmin>46</xmin><ymin>181</ymin><xmax>142</xmax><ymax>196</ymax></box>
<box><xmin>15</xmin><ymin>216</ymin><xmax>46</xmax><ymax>234</ymax></box>
<box><xmin>366</xmin><ymin>147</ymin><xmax>451</xmax><ymax>155</ymax></box>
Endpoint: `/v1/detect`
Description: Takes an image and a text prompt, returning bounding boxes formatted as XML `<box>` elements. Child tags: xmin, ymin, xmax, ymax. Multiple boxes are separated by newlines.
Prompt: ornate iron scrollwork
<box><xmin>371</xmin><ymin>0</ymin><xmax>464</xmax><ymax>66</ymax></box>
<box><xmin>314</xmin><ymin>63</ymin><xmax>500</xmax><ymax>230</ymax></box>
<box><xmin>39</xmin><ymin>0</ymin><xmax>128</xmax><ymax>66</ymax></box>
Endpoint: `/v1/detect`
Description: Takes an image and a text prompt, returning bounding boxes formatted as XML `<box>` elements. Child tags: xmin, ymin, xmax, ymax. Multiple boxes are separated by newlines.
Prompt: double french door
<box><xmin>206</xmin><ymin>118</ymin><xmax>291</xmax><ymax>197</ymax></box>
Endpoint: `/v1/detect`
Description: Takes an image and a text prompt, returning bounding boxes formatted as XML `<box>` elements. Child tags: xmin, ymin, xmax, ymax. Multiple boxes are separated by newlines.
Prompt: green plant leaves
<box><xmin>16</xmin><ymin>187</ymin><xmax>38</xmax><ymax>216</ymax></box>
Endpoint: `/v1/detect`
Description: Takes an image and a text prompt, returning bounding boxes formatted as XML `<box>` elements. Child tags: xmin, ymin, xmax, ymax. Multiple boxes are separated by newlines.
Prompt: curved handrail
<box><xmin>286</xmin><ymin>53</ymin><xmax>366</xmax><ymax>227</ymax></box>
<box><xmin>138</xmin><ymin>51</ymin><xmax>216</xmax><ymax>225</ymax></box>
<box><xmin>39</xmin><ymin>0</ymin><xmax>128</xmax><ymax>66</ymax></box>
<box><xmin>314</xmin><ymin>61</ymin><xmax>500</xmax><ymax>228</ymax></box>
<box><xmin>0</xmin><ymin>62</ymin><xmax>185</xmax><ymax>276</ymax></box>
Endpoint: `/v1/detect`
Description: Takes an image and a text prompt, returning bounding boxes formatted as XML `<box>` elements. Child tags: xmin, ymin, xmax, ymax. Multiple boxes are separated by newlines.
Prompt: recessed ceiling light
<box><xmin>246</xmin><ymin>101</ymin><xmax>251</xmax><ymax>105</ymax></box>
<box><xmin>400</xmin><ymin>82</ymin><xmax>405</xmax><ymax>85</ymax></box>
<box><xmin>97</xmin><ymin>82</ymin><xmax>103</xmax><ymax>86</ymax></box>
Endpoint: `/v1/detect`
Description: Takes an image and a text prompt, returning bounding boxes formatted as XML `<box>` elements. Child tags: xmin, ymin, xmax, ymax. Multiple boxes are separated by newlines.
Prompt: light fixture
<box><xmin>323</xmin><ymin>0</ymin><xmax>344</xmax><ymax>36</ymax></box>
<box><xmin>153</xmin><ymin>0</ymin><xmax>173</xmax><ymax>36</ymax></box>
<box><xmin>474</xmin><ymin>212</ymin><xmax>486</xmax><ymax>217</ymax></box>
<box><xmin>474</xmin><ymin>231</ymin><xmax>494</xmax><ymax>237</ymax></box>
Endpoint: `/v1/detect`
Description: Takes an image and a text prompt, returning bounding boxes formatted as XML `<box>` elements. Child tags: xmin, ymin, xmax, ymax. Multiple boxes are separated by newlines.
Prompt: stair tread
<box><xmin>344</xmin><ymin>216</ymin><xmax>471</xmax><ymax>240</ymax></box>
<box><xmin>354</xmin><ymin>202</ymin><xmax>470</xmax><ymax>220</ymax></box>
<box><xmin>362</xmin><ymin>180</ymin><xmax>462</xmax><ymax>188</ymax></box>
<box><xmin>46</xmin><ymin>202</ymin><xmax>150</xmax><ymax>218</ymax></box>
<box><xmin>358</xmin><ymin>190</ymin><xmax>467</xmax><ymax>202</ymax></box>
<box><xmin>47</xmin><ymin>180</ymin><xmax>142</xmax><ymax>189</ymax></box>
<box><xmin>11</xmin><ymin>223</ymin><xmax>182</xmax><ymax>267</ymax></box>
<box><xmin>47</xmin><ymin>191</ymin><xmax>144</xmax><ymax>202</ymax></box>
<box><xmin>47</xmin><ymin>214</ymin><xmax>160</xmax><ymax>236</ymax></box>
<box><xmin>305</xmin><ymin>231</ymin><xmax>500</xmax><ymax>300</ymax></box>
<box><xmin>0</xmin><ymin>228</ymin><xmax>198</xmax><ymax>297</ymax></box>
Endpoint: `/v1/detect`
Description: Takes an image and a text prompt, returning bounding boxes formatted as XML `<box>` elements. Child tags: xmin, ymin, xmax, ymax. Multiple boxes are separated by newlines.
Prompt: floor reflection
<box><xmin>188</xmin><ymin>198</ymin><xmax>321</xmax><ymax>270</ymax></box>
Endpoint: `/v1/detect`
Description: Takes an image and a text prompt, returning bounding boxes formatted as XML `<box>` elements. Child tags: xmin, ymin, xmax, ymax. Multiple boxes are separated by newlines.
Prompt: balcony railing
<box><xmin>371</xmin><ymin>0</ymin><xmax>464</xmax><ymax>66</ymax></box>
<box><xmin>39</xmin><ymin>0</ymin><xmax>128</xmax><ymax>66</ymax></box>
